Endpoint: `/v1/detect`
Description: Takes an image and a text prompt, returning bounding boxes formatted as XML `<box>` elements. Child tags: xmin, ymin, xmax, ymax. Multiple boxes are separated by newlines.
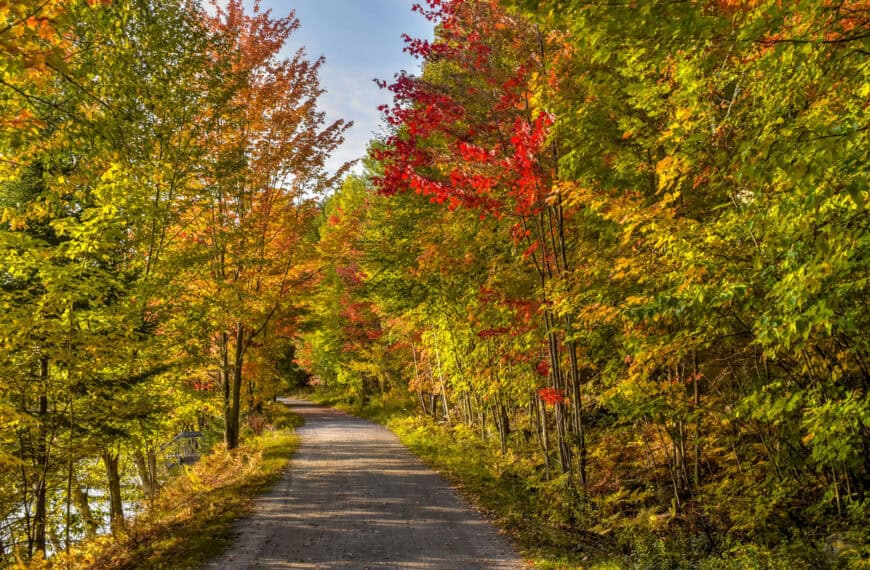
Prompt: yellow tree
<box><xmin>187</xmin><ymin>0</ymin><xmax>351</xmax><ymax>448</ymax></box>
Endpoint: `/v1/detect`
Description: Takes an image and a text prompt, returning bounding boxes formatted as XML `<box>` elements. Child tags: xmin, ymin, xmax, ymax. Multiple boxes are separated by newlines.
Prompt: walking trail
<box><xmin>205</xmin><ymin>399</ymin><xmax>526</xmax><ymax>569</ymax></box>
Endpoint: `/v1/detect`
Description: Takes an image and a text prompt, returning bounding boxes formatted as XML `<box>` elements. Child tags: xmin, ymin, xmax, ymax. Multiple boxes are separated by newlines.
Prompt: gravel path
<box><xmin>204</xmin><ymin>399</ymin><xmax>526</xmax><ymax>569</ymax></box>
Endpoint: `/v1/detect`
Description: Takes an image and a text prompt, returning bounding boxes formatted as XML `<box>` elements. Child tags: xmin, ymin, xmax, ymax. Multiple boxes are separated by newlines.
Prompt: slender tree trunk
<box><xmin>73</xmin><ymin>484</ymin><xmax>98</xmax><ymax>538</ymax></box>
<box><xmin>497</xmin><ymin>397</ymin><xmax>510</xmax><ymax>454</ymax></box>
<box><xmin>434</xmin><ymin>346</ymin><xmax>450</xmax><ymax>420</ymax></box>
<box><xmin>479</xmin><ymin>398</ymin><xmax>488</xmax><ymax>440</ymax></box>
<box><xmin>148</xmin><ymin>447</ymin><xmax>158</xmax><ymax>496</ymax></box>
<box><xmin>133</xmin><ymin>449</ymin><xmax>150</xmax><ymax>493</ymax></box>
<box><xmin>541</xmin><ymin>313</ymin><xmax>566</xmax><ymax>472</ymax></box>
<box><xmin>640</xmin><ymin>421</ymin><xmax>664</xmax><ymax>493</ymax></box>
<box><xmin>65</xmin><ymin>374</ymin><xmax>75</xmax><ymax>555</ymax></box>
<box><xmin>247</xmin><ymin>375</ymin><xmax>256</xmax><ymax>415</ymax></box>
<box><xmin>538</xmin><ymin>396</ymin><xmax>551</xmax><ymax>480</ymax></box>
<box><xmin>656</xmin><ymin>422</ymin><xmax>682</xmax><ymax>512</ymax></box>
<box><xmin>693</xmin><ymin>352</ymin><xmax>702</xmax><ymax>488</ymax></box>
<box><xmin>678</xmin><ymin>420</ymin><xmax>692</xmax><ymax>493</ymax></box>
<box><xmin>18</xmin><ymin>432</ymin><xmax>32</xmax><ymax>559</ymax></box>
<box><xmin>441</xmin><ymin>390</ymin><xmax>450</xmax><ymax>420</ymax></box>
<box><xmin>133</xmin><ymin>447</ymin><xmax>159</xmax><ymax>502</ymax></box>
<box><xmin>220</xmin><ymin>331</ymin><xmax>232</xmax><ymax>446</ymax></box>
<box><xmin>33</xmin><ymin>459</ymin><xmax>47</xmax><ymax>557</ymax></box>
<box><xmin>228</xmin><ymin>322</ymin><xmax>245</xmax><ymax>449</ymax></box>
<box><xmin>545</xmin><ymin>313</ymin><xmax>571</xmax><ymax>475</ymax></box>
<box><xmin>103</xmin><ymin>450</ymin><xmax>125</xmax><ymax>535</ymax></box>
<box><xmin>34</xmin><ymin>357</ymin><xmax>49</xmax><ymax>558</ymax></box>
<box><xmin>563</xmin><ymin>317</ymin><xmax>588</xmax><ymax>488</ymax></box>
<box><xmin>411</xmin><ymin>345</ymin><xmax>429</xmax><ymax>416</ymax></box>
<box><xmin>65</xmin><ymin>447</ymin><xmax>73</xmax><ymax>554</ymax></box>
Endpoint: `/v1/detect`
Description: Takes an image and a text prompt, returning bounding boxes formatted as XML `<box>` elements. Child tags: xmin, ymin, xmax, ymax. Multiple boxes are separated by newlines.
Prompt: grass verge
<box><xmin>387</xmin><ymin>414</ymin><xmax>615</xmax><ymax>569</ymax></box>
<box><xmin>44</xmin><ymin>403</ymin><xmax>302</xmax><ymax>570</ymax></box>
<box><xmin>309</xmin><ymin>390</ymin><xmax>605</xmax><ymax>567</ymax></box>
<box><xmin>308</xmin><ymin>390</ymin><xmax>865</xmax><ymax>569</ymax></box>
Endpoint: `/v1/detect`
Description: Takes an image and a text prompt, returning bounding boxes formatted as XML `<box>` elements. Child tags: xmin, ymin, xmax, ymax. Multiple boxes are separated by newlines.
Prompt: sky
<box><xmin>254</xmin><ymin>0</ymin><xmax>435</xmax><ymax>176</ymax></box>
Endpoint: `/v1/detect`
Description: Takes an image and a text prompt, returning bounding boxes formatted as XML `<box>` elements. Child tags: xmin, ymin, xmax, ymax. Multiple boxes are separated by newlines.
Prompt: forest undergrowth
<box><xmin>313</xmin><ymin>389</ymin><xmax>867</xmax><ymax>570</ymax></box>
<box><xmin>22</xmin><ymin>403</ymin><xmax>301</xmax><ymax>570</ymax></box>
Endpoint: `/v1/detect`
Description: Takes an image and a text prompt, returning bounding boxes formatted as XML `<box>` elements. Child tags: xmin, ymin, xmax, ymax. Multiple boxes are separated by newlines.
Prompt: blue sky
<box><xmin>254</xmin><ymin>0</ymin><xmax>434</xmax><ymax>175</ymax></box>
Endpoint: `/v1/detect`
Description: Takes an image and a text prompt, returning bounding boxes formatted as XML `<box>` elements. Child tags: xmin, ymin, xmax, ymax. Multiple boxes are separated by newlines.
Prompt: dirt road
<box><xmin>205</xmin><ymin>399</ymin><xmax>525</xmax><ymax>569</ymax></box>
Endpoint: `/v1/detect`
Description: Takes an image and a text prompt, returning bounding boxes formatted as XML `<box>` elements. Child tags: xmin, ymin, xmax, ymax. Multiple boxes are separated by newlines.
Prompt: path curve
<box><xmin>205</xmin><ymin>399</ymin><xmax>526</xmax><ymax>569</ymax></box>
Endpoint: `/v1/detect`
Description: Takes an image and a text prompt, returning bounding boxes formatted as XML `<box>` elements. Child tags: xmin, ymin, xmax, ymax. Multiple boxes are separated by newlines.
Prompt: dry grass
<box><xmin>30</xmin><ymin>410</ymin><xmax>300</xmax><ymax>570</ymax></box>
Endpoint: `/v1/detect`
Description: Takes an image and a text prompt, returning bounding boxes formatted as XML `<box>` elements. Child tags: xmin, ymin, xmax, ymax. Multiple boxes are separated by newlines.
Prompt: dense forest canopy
<box><xmin>304</xmin><ymin>0</ymin><xmax>868</xmax><ymax>565</ymax></box>
<box><xmin>0</xmin><ymin>0</ymin><xmax>346</xmax><ymax>562</ymax></box>
<box><xmin>1</xmin><ymin>0</ymin><xmax>867</xmax><ymax>567</ymax></box>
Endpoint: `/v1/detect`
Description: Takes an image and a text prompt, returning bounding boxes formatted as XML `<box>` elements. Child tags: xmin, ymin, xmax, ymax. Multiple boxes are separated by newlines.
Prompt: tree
<box><xmin>306</xmin><ymin>0</ymin><xmax>869</xmax><ymax>559</ymax></box>
<box><xmin>1</xmin><ymin>0</ymin><xmax>233</xmax><ymax>558</ymax></box>
<box><xmin>189</xmin><ymin>0</ymin><xmax>350</xmax><ymax>449</ymax></box>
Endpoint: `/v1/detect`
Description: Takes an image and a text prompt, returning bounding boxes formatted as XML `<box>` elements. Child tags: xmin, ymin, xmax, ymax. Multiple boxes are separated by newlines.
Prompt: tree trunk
<box><xmin>220</xmin><ymin>330</ymin><xmax>232</xmax><ymax>446</ymax></box>
<box><xmin>228</xmin><ymin>322</ymin><xmax>245</xmax><ymax>449</ymax></box>
<box><xmin>133</xmin><ymin>448</ymin><xmax>150</xmax><ymax>493</ymax></box>
<box><xmin>538</xmin><ymin>396</ymin><xmax>551</xmax><ymax>479</ymax></box>
<box><xmin>693</xmin><ymin>351</ymin><xmax>702</xmax><ymax>488</ymax></box>
<box><xmin>417</xmin><ymin>390</ymin><xmax>428</xmax><ymax>416</ymax></box>
<box><xmin>133</xmin><ymin>447</ymin><xmax>159</xmax><ymax>502</ymax></box>
<box><xmin>434</xmin><ymin>346</ymin><xmax>450</xmax><ymax>421</ymax></box>
<box><xmin>33</xmin><ymin>357</ymin><xmax>49</xmax><ymax>558</ymax></box>
<box><xmin>563</xmin><ymin>317</ymin><xmax>588</xmax><ymax>488</ymax></box>
<box><xmin>479</xmin><ymin>398</ymin><xmax>488</xmax><ymax>440</ymax></box>
<box><xmin>102</xmin><ymin>450</ymin><xmax>125</xmax><ymax>535</ymax></box>
<box><xmin>33</xmin><ymin>459</ymin><xmax>47</xmax><ymax>558</ymax></box>
<box><xmin>72</xmin><ymin>484</ymin><xmax>98</xmax><ymax>538</ymax></box>
<box><xmin>412</xmin><ymin>345</ymin><xmax>427</xmax><ymax>415</ymax></box>
<box><xmin>247</xmin><ymin>374</ymin><xmax>256</xmax><ymax>415</ymax></box>
<box><xmin>544</xmin><ymin>312</ymin><xmax>572</xmax><ymax>475</ymax></box>
<box><xmin>497</xmin><ymin>400</ymin><xmax>510</xmax><ymax>454</ymax></box>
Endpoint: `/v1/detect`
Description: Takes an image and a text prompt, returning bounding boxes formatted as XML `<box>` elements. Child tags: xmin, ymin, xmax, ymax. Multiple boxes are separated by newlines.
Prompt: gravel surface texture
<box><xmin>204</xmin><ymin>399</ymin><xmax>526</xmax><ymax>569</ymax></box>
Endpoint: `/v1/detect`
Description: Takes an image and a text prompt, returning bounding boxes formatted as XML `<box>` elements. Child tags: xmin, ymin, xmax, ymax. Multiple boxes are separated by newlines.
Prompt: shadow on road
<box><xmin>205</xmin><ymin>399</ymin><xmax>523</xmax><ymax>569</ymax></box>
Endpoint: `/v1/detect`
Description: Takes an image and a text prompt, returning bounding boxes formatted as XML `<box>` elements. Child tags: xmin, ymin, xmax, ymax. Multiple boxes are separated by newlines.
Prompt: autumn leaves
<box><xmin>0</xmin><ymin>0</ymin><xmax>343</xmax><ymax>561</ymax></box>
<box><xmin>301</xmin><ymin>0</ymin><xmax>868</xmax><ymax>561</ymax></box>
